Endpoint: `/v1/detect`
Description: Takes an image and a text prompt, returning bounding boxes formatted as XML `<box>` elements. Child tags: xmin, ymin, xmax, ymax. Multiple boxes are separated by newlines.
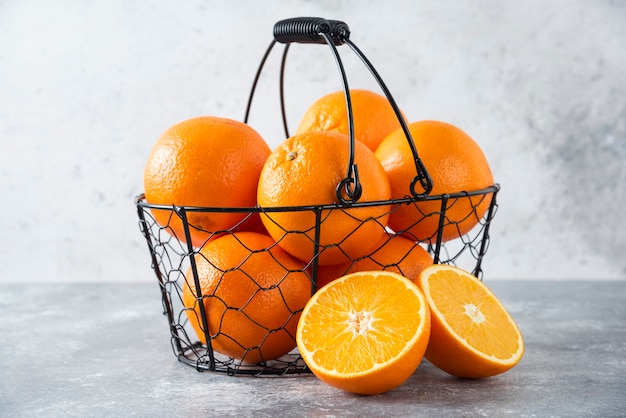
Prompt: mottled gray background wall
<box><xmin>1</xmin><ymin>0</ymin><xmax>624</xmax><ymax>282</ymax></box>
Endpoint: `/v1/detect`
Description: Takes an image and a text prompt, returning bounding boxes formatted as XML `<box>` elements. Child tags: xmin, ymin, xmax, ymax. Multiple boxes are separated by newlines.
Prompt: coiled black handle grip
<box><xmin>273</xmin><ymin>17</ymin><xmax>350</xmax><ymax>45</ymax></box>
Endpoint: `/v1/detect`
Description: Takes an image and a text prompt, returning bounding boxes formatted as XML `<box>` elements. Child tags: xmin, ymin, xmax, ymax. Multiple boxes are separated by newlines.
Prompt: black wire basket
<box><xmin>135</xmin><ymin>17</ymin><xmax>500</xmax><ymax>376</ymax></box>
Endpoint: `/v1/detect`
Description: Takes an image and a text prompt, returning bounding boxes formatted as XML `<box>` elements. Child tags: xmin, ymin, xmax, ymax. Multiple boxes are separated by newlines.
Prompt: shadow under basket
<box><xmin>134</xmin><ymin>17</ymin><xmax>501</xmax><ymax>376</ymax></box>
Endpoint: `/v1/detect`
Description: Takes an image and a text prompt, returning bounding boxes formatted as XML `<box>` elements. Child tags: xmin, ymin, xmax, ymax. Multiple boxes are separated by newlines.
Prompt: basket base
<box><xmin>177</xmin><ymin>344</ymin><xmax>311</xmax><ymax>376</ymax></box>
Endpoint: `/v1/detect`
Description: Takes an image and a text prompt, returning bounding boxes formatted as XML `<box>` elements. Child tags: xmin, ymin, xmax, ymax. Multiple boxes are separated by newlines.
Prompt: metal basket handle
<box><xmin>244</xmin><ymin>17</ymin><xmax>433</xmax><ymax>204</ymax></box>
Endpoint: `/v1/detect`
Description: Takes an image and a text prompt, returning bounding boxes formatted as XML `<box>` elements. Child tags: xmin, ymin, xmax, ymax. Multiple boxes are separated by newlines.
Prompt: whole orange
<box><xmin>296</xmin><ymin>89</ymin><xmax>407</xmax><ymax>152</ymax></box>
<box><xmin>314</xmin><ymin>233</ymin><xmax>433</xmax><ymax>289</ymax></box>
<box><xmin>181</xmin><ymin>232</ymin><xmax>311</xmax><ymax>364</ymax></box>
<box><xmin>257</xmin><ymin>131</ymin><xmax>391</xmax><ymax>265</ymax></box>
<box><xmin>143</xmin><ymin>116</ymin><xmax>271</xmax><ymax>248</ymax></box>
<box><xmin>375</xmin><ymin>120</ymin><xmax>494</xmax><ymax>242</ymax></box>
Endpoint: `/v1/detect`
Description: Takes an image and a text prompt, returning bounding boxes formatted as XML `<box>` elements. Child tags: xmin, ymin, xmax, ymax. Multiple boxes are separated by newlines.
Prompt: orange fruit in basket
<box><xmin>296</xmin><ymin>271</ymin><xmax>431</xmax><ymax>395</ymax></box>
<box><xmin>143</xmin><ymin>116</ymin><xmax>271</xmax><ymax>248</ymax></box>
<box><xmin>314</xmin><ymin>233</ymin><xmax>433</xmax><ymax>289</ymax></box>
<box><xmin>181</xmin><ymin>232</ymin><xmax>312</xmax><ymax>364</ymax></box>
<box><xmin>211</xmin><ymin>211</ymin><xmax>268</xmax><ymax>240</ymax></box>
<box><xmin>417</xmin><ymin>264</ymin><xmax>524</xmax><ymax>378</ymax></box>
<box><xmin>375</xmin><ymin>120</ymin><xmax>494</xmax><ymax>242</ymax></box>
<box><xmin>296</xmin><ymin>89</ymin><xmax>407</xmax><ymax>152</ymax></box>
<box><xmin>257</xmin><ymin>131</ymin><xmax>391</xmax><ymax>265</ymax></box>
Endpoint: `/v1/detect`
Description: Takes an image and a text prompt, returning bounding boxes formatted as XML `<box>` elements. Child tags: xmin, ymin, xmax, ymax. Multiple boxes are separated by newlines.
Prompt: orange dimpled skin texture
<box><xmin>314</xmin><ymin>233</ymin><xmax>433</xmax><ymax>289</ymax></box>
<box><xmin>181</xmin><ymin>232</ymin><xmax>312</xmax><ymax>364</ymax></box>
<box><xmin>143</xmin><ymin>116</ymin><xmax>271</xmax><ymax>248</ymax></box>
<box><xmin>296</xmin><ymin>89</ymin><xmax>407</xmax><ymax>152</ymax></box>
<box><xmin>257</xmin><ymin>131</ymin><xmax>391</xmax><ymax>265</ymax></box>
<box><xmin>375</xmin><ymin>120</ymin><xmax>494</xmax><ymax>243</ymax></box>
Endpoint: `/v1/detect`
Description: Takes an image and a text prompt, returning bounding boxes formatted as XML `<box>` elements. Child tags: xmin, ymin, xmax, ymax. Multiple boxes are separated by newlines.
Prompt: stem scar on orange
<box><xmin>375</xmin><ymin>120</ymin><xmax>494</xmax><ymax>243</ymax></box>
<box><xmin>143</xmin><ymin>116</ymin><xmax>271</xmax><ymax>248</ymax></box>
<box><xmin>257</xmin><ymin>131</ymin><xmax>391</xmax><ymax>265</ymax></box>
<box><xmin>296</xmin><ymin>271</ymin><xmax>431</xmax><ymax>395</ymax></box>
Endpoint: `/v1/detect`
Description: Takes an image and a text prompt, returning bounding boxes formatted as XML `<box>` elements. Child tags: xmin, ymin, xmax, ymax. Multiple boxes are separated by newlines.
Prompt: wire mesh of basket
<box><xmin>135</xmin><ymin>17</ymin><xmax>500</xmax><ymax>376</ymax></box>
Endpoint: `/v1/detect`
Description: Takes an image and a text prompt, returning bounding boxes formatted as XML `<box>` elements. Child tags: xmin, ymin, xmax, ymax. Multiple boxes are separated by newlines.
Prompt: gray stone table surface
<box><xmin>1</xmin><ymin>280</ymin><xmax>625</xmax><ymax>417</ymax></box>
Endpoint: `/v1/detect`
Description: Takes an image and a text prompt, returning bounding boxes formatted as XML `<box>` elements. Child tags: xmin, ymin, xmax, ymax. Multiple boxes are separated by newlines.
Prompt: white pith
<box><xmin>463</xmin><ymin>303</ymin><xmax>486</xmax><ymax>324</ymax></box>
<box><xmin>347</xmin><ymin>309</ymin><xmax>375</xmax><ymax>337</ymax></box>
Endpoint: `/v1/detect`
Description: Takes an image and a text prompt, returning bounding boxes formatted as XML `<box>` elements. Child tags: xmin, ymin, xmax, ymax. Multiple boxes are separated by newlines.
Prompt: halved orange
<box><xmin>296</xmin><ymin>271</ymin><xmax>431</xmax><ymax>395</ymax></box>
<box><xmin>417</xmin><ymin>265</ymin><xmax>524</xmax><ymax>378</ymax></box>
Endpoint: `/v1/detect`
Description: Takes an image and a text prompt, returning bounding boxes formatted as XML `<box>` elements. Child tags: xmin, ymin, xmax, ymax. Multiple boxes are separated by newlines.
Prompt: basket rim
<box><xmin>134</xmin><ymin>183</ymin><xmax>500</xmax><ymax>213</ymax></box>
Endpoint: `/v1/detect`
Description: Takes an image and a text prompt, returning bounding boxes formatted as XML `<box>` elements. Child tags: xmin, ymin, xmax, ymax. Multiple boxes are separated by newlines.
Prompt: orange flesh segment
<box><xmin>299</xmin><ymin>273</ymin><xmax>425</xmax><ymax>375</ymax></box>
<box><xmin>427</xmin><ymin>269</ymin><xmax>521</xmax><ymax>361</ymax></box>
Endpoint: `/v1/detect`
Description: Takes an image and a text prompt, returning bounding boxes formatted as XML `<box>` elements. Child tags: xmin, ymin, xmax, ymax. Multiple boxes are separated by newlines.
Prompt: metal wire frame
<box><xmin>245</xmin><ymin>17</ymin><xmax>433</xmax><ymax>204</ymax></box>
<box><xmin>135</xmin><ymin>184</ymin><xmax>499</xmax><ymax>375</ymax></box>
